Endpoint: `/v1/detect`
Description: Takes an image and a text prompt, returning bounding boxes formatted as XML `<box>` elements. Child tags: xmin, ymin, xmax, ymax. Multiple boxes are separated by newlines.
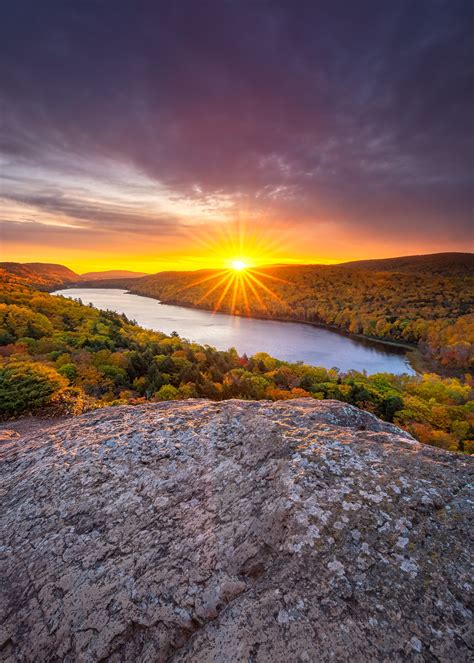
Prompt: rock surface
<box><xmin>1</xmin><ymin>399</ymin><xmax>472</xmax><ymax>662</ymax></box>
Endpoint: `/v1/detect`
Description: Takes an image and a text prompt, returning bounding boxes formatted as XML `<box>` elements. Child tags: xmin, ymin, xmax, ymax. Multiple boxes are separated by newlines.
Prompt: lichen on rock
<box><xmin>0</xmin><ymin>399</ymin><xmax>472</xmax><ymax>661</ymax></box>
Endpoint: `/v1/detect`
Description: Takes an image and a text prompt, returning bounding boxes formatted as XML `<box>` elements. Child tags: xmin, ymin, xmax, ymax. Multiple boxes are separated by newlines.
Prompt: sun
<box><xmin>179</xmin><ymin>255</ymin><xmax>290</xmax><ymax>318</ymax></box>
<box><xmin>176</xmin><ymin>221</ymin><xmax>291</xmax><ymax>316</ymax></box>
<box><xmin>230</xmin><ymin>259</ymin><xmax>248</xmax><ymax>271</ymax></box>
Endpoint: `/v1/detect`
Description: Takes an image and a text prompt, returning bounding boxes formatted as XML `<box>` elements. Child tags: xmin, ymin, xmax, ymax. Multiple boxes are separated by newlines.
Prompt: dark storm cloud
<box><xmin>0</xmin><ymin>0</ymin><xmax>473</xmax><ymax>241</ymax></box>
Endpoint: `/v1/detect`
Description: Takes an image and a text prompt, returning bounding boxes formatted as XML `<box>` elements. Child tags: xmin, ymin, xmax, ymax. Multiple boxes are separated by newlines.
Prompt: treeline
<box><xmin>0</xmin><ymin>281</ymin><xmax>472</xmax><ymax>454</ymax></box>
<box><xmin>129</xmin><ymin>264</ymin><xmax>474</xmax><ymax>371</ymax></box>
<box><xmin>0</xmin><ymin>262</ymin><xmax>78</xmax><ymax>288</ymax></box>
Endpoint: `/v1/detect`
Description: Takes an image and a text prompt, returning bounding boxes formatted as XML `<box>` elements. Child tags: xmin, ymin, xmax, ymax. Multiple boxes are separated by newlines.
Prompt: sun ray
<box><xmin>182</xmin><ymin>269</ymin><xmax>227</xmax><ymax>291</ymax></box>
<box><xmin>245</xmin><ymin>270</ymin><xmax>287</xmax><ymax>305</ymax></box>
<box><xmin>213</xmin><ymin>273</ymin><xmax>236</xmax><ymax>313</ymax></box>
<box><xmin>164</xmin><ymin>217</ymin><xmax>297</xmax><ymax>315</ymax></box>
<box><xmin>242</xmin><ymin>272</ymin><xmax>268</xmax><ymax>311</ymax></box>
<box><xmin>197</xmin><ymin>271</ymin><xmax>232</xmax><ymax>304</ymax></box>
<box><xmin>240</xmin><ymin>275</ymin><xmax>251</xmax><ymax>317</ymax></box>
<box><xmin>249</xmin><ymin>268</ymin><xmax>290</xmax><ymax>284</ymax></box>
<box><xmin>169</xmin><ymin>258</ymin><xmax>290</xmax><ymax>317</ymax></box>
<box><xmin>230</xmin><ymin>273</ymin><xmax>240</xmax><ymax>314</ymax></box>
<box><xmin>179</xmin><ymin>208</ymin><xmax>298</xmax><ymax>270</ymax></box>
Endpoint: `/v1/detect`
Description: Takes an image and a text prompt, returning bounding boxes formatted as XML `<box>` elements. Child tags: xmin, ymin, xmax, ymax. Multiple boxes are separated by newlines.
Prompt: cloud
<box><xmin>0</xmin><ymin>0</ymin><xmax>473</xmax><ymax>258</ymax></box>
<box><xmin>1</xmin><ymin>190</ymin><xmax>184</xmax><ymax>236</ymax></box>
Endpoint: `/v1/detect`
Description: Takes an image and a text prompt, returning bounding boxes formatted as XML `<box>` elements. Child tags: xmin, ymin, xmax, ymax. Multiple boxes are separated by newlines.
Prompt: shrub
<box><xmin>154</xmin><ymin>384</ymin><xmax>179</xmax><ymax>400</ymax></box>
<box><xmin>0</xmin><ymin>361</ymin><xmax>67</xmax><ymax>417</ymax></box>
<box><xmin>57</xmin><ymin>363</ymin><xmax>78</xmax><ymax>382</ymax></box>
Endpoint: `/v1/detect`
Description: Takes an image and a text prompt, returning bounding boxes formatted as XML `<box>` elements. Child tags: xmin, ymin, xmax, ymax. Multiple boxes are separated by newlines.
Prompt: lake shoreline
<box><xmin>124</xmin><ymin>289</ymin><xmax>417</xmax><ymax>352</ymax></box>
<box><xmin>145</xmin><ymin>295</ymin><xmax>425</xmax><ymax>376</ymax></box>
<box><xmin>53</xmin><ymin>287</ymin><xmax>417</xmax><ymax>375</ymax></box>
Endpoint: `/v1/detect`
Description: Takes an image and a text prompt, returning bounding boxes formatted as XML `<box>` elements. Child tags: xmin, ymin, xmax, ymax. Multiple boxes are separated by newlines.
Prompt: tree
<box><xmin>381</xmin><ymin>395</ymin><xmax>404</xmax><ymax>422</ymax></box>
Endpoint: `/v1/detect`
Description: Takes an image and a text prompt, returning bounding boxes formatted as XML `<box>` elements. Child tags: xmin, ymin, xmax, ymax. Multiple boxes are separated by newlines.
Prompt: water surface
<box><xmin>54</xmin><ymin>288</ymin><xmax>415</xmax><ymax>375</ymax></box>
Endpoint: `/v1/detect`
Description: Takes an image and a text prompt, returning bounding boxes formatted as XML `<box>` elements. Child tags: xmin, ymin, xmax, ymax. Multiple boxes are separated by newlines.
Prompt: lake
<box><xmin>53</xmin><ymin>288</ymin><xmax>415</xmax><ymax>375</ymax></box>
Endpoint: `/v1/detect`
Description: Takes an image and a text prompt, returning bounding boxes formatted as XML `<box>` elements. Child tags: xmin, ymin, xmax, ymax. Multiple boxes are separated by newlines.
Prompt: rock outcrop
<box><xmin>1</xmin><ymin>399</ymin><xmax>472</xmax><ymax>662</ymax></box>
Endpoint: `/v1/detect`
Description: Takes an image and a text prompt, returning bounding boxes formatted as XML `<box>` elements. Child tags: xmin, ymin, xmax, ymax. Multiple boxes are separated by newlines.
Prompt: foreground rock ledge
<box><xmin>1</xmin><ymin>399</ymin><xmax>472</xmax><ymax>662</ymax></box>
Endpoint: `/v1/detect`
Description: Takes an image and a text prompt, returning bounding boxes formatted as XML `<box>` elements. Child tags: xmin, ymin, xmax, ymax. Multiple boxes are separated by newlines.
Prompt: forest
<box><xmin>0</xmin><ymin>275</ymin><xmax>472</xmax><ymax>454</ymax></box>
<box><xmin>129</xmin><ymin>260</ymin><xmax>474</xmax><ymax>373</ymax></box>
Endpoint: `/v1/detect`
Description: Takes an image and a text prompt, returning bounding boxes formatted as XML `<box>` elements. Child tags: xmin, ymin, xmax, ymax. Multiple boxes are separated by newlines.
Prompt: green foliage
<box><xmin>57</xmin><ymin>363</ymin><xmax>78</xmax><ymax>382</ymax></box>
<box><xmin>0</xmin><ymin>281</ymin><xmax>472</xmax><ymax>453</ymax></box>
<box><xmin>0</xmin><ymin>303</ymin><xmax>53</xmax><ymax>342</ymax></box>
<box><xmin>155</xmin><ymin>384</ymin><xmax>179</xmax><ymax>400</ymax></box>
<box><xmin>0</xmin><ymin>360</ymin><xmax>67</xmax><ymax>416</ymax></box>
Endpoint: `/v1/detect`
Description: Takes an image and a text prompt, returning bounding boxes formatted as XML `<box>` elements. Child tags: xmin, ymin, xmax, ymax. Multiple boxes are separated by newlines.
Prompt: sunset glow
<box><xmin>179</xmin><ymin>256</ymin><xmax>289</xmax><ymax>317</ymax></box>
<box><xmin>1</xmin><ymin>2</ymin><xmax>472</xmax><ymax>272</ymax></box>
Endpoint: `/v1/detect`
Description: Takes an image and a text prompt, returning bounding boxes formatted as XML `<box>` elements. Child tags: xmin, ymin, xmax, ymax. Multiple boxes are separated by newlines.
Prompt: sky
<box><xmin>1</xmin><ymin>0</ymin><xmax>473</xmax><ymax>273</ymax></box>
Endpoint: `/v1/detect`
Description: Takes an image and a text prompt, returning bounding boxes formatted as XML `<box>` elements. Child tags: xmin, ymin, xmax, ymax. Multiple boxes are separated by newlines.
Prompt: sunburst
<box><xmin>181</xmin><ymin>259</ymin><xmax>289</xmax><ymax>316</ymax></box>
<box><xmin>178</xmin><ymin>215</ymin><xmax>292</xmax><ymax>315</ymax></box>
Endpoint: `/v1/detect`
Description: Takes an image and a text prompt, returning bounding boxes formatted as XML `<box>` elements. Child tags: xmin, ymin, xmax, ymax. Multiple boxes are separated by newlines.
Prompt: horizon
<box><xmin>5</xmin><ymin>250</ymin><xmax>473</xmax><ymax>276</ymax></box>
<box><xmin>1</xmin><ymin>2</ymin><xmax>474</xmax><ymax>271</ymax></box>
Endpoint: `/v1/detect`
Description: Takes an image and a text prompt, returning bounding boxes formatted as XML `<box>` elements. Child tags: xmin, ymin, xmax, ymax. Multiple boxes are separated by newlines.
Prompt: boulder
<box><xmin>1</xmin><ymin>399</ymin><xmax>472</xmax><ymax>661</ymax></box>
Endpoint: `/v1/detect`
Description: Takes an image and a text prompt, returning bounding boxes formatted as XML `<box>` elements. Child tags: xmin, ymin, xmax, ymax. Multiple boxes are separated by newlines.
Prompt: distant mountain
<box><xmin>0</xmin><ymin>262</ymin><xmax>79</xmax><ymax>288</ymax></box>
<box><xmin>339</xmin><ymin>252</ymin><xmax>474</xmax><ymax>276</ymax></box>
<box><xmin>80</xmin><ymin>270</ymin><xmax>148</xmax><ymax>280</ymax></box>
<box><xmin>0</xmin><ymin>263</ymin><xmax>149</xmax><ymax>289</ymax></box>
<box><xmin>131</xmin><ymin>253</ymin><xmax>474</xmax><ymax>293</ymax></box>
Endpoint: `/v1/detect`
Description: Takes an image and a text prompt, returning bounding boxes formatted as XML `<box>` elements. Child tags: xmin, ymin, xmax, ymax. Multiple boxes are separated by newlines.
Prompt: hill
<box><xmin>1</xmin><ymin>254</ymin><xmax>472</xmax><ymax>371</ymax></box>
<box><xmin>0</xmin><ymin>263</ymin><xmax>150</xmax><ymax>290</ymax></box>
<box><xmin>339</xmin><ymin>252</ymin><xmax>474</xmax><ymax>276</ymax></box>
<box><xmin>0</xmin><ymin>262</ymin><xmax>79</xmax><ymax>288</ymax></box>
<box><xmin>80</xmin><ymin>269</ymin><xmax>148</xmax><ymax>280</ymax></box>
<box><xmin>128</xmin><ymin>253</ymin><xmax>474</xmax><ymax>371</ymax></box>
<box><xmin>1</xmin><ymin>399</ymin><xmax>472</xmax><ymax>661</ymax></box>
<box><xmin>1</xmin><ymin>280</ymin><xmax>472</xmax><ymax>452</ymax></box>
<box><xmin>0</xmin><ymin>263</ymin><xmax>148</xmax><ymax>290</ymax></box>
